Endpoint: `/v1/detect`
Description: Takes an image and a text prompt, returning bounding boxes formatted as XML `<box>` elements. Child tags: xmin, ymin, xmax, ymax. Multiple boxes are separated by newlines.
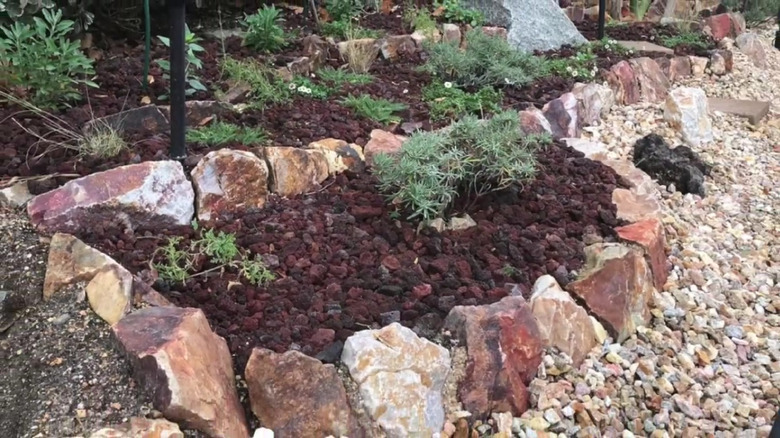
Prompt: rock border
<box><xmin>4</xmin><ymin>21</ymin><xmax>744</xmax><ymax>438</ymax></box>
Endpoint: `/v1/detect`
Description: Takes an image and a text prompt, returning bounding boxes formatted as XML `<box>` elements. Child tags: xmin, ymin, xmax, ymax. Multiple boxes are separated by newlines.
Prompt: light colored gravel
<box><xmin>516</xmin><ymin>24</ymin><xmax>780</xmax><ymax>438</ymax></box>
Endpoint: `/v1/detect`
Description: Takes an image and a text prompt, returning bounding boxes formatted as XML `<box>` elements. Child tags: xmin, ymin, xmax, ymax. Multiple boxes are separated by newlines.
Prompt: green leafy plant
<box><xmin>220</xmin><ymin>57</ymin><xmax>291</xmax><ymax>108</ymax></box>
<box><xmin>0</xmin><ymin>0</ymin><xmax>53</xmax><ymax>19</ymax></box>
<box><xmin>722</xmin><ymin>0</ymin><xmax>780</xmax><ymax>22</ymax></box>
<box><xmin>422</xmin><ymin>29</ymin><xmax>548</xmax><ymax>87</ymax></box>
<box><xmin>153</xmin><ymin>237</ymin><xmax>193</xmax><ymax>284</ymax></box>
<box><xmin>290</xmin><ymin>76</ymin><xmax>333</xmax><ymax>99</ymax></box>
<box><xmin>501</xmin><ymin>264</ymin><xmax>518</xmax><ymax>277</ymax></box>
<box><xmin>341</xmin><ymin>94</ymin><xmax>407</xmax><ymax>124</ymax></box>
<box><xmin>629</xmin><ymin>0</ymin><xmax>652</xmax><ymax>20</ymax></box>
<box><xmin>325</xmin><ymin>0</ymin><xmax>363</xmax><ymax>21</ymax></box>
<box><xmin>156</xmin><ymin>25</ymin><xmax>207</xmax><ymax>99</ymax></box>
<box><xmin>194</xmin><ymin>229</ymin><xmax>240</xmax><ymax>265</ymax></box>
<box><xmin>404</xmin><ymin>4</ymin><xmax>438</xmax><ymax>37</ymax></box>
<box><xmin>660</xmin><ymin>31</ymin><xmax>710</xmax><ymax>50</ymax></box>
<box><xmin>373</xmin><ymin>110</ymin><xmax>549</xmax><ymax>221</ymax></box>
<box><xmin>433</xmin><ymin>0</ymin><xmax>484</xmax><ymax>26</ymax></box>
<box><xmin>186</xmin><ymin>121</ymin><xmax>268</xmax><ymax>146</ymax></box>
<box><xmin>590</xmin><ymin>38</ymin><xmax>631</xmax><ymax>55</ymax></box>
<box><xmin>317</xmin><ymin>67</ymin><xmax>374</xmax><ymax>86</ymax></box>
<box><xmin>422</xmin><ymin>80</ymin><xmax>502</xmax><ymax>121</ymax></box>
<box><xmin>242</xmin><ymin>5</ymin><xmax>288</xmax><ymax>53</ymax></box>
<box><xmin>544</xmin><ymin>48</ymin><xmax>598</xmax><ymax>80</ymax></box>
<box><xmin>0</xmin><ymin>7</ymin><xmax>97</xmax><ymax>108</ymax></box>
<box><xmin>320</xmin><ymin>19</ymin><xmax>382</xmax><ymax>40</ymax></box>
<box><xmin>240</xmin><ymin>255</ymin><xmax>276</xmax><ymax>286</ymax></box>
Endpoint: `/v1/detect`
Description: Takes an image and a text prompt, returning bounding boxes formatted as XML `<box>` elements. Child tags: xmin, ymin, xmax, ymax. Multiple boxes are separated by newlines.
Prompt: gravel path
<box><xmin>517</xmin><ymin>26</ymin><xmax>780</xmax><ymax>437</ymax></box>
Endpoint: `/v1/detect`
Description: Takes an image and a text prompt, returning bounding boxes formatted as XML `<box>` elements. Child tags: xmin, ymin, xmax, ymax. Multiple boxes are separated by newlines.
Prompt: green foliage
<box><xmin>220</xmin><ymin>57</ymin><xmax>291</xmax><ymax>107</ymax></box>
<box><xmin>153</xmin><ymin>228</ymin><xmax>276</xmax><ymax>286</ymax></box>
<box><xmin>0</xmin><ymin>0</ymin><xmax>53</xmax><ymax>19</ymax></box>
<box><xmin>403</xmin><ymin>4</ymin><xmax>438</xmax><ymax>37</ymax></box>
<box><xmin>433</xmin><ymin>0</ymin><xmax>484</xmax><ymax>26</ymax></box>
<box><xmin>0</xmin><ymin>8</ymin><xmax>97</xmax><ymax>108</ymax></box>
<box><xmin>544</xmin><ymin>48</ymin><xmax>598</xmax><ymax>80</ymax></box>
<box><xmin>186</xmin><ymin>122</ymin><xmax>268</xmax><ymax>146</ymax></box>
<box><xmin>341</xmin><ymin>94</ymin><xmax>407</xmax><ymax>124</ymax></box>
<box><xmin>373</xmin><ymin>110</ymin><xmax>549</xmax><ymax>221</ymax></box>
<box><xmin>317</xmin><ymin>67</ymin><xmax>374</xmax><ymax>86</ymax></box>
<box><xmin>325</xmin><ymin>0</ymin><xmax>363</xmax><ymax>21</ymax></box>
<box><xmin>156</xmin><ymin>25</ymin><xmax>207</xmax><ymax>99</ymax></box>
<box><xmin>629</xmin><ymin>0</ymin><xmax>652</xmax><ymax>20</ymax></box>
<box><xmin>320</xmin><ymin>19</ymin><xmax>382</xmax><ymax>40</ymax></box>
<box><xmin>590</xmin><ymin>38</ymin><xmax>631</xmax><ymax>55</ymax></box>
<box><xmin>242</xmin><ymin>5</ymin><xmax>288</xmax><ymax>53</ymax></box>
<box><xmin>722</xmin><ymin>0</ymin><xmax>780</xmax><ymax>22</ymax></box>
<box><xmin>422</xmin><ymin>80</ymin><xmax>502</xmax><ymax>121</ymax></box>
<box><xmin>660</xmin><ymin>31</ymin><xmax>710</xmax><ymax>50</ymax></box>
<box><xmin>421</xmin><ymin>29</ymin><xmax>548</xmax><ymax>87</ymax></box>
<box><xmin>290</xmin><ymin>76</ymin><xmax>333</xmax><ymax>99</ymax></box>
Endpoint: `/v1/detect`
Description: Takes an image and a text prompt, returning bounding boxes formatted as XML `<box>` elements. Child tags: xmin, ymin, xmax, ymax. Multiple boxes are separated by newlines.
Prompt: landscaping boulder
<box><xmin>709</xmin><ymin>49</ymin><xmax>733</xmax><ymax>75</ymax></box>
<box><xmin>83</xmin><ymin>105</ymin><xmax>169</xmax><ymax>135</ymax></box>
<box><xmin>341</xmin><ymin>323</ymin><xmax>450</xmax><ymax>438</ymax></box>
<box><xmin>542</xmin><ymin>92</ymin><xmax>579</xmax><ymax>139</ymax></box>
<box><xmin>632</xmin><ymin>133</ymin><xmax>711</xmax><ymax>196</ymax></box>
<box><xmin>567</xmin><ymin>244</ymin><xmax>655</xmax><ymax>342</ymax></box>
<box><xmin>307</xmin><ymin>138</ymin><xmax>366</xmax><ymax>174</ymax></box>
<box><xmin>191</xmin><ymin>149</ymin><xmax>269</xmax><ymax>222</ymax></box>
<box><xmin>363</xmin><ymin>129</ymin><xmax>407</xmax><ymax>166</ymax></box>
<box><xmin>27</xmin><ymin>161</ymin><xmax>194</xmax><ymax>235</ymax></box>
<box><xmin>611</xmin><ymin>188</ymin><xmax>662</xmax><ymax>223</ymax></box>
<box><xmin>518</xmin><ymin>108</ymin><xmax>552</xmax><ymax>135</ymax></box>
<box><xmin>462</xmin><ymin>0</ymin><xmax>586</xmax><ymax>52</ymax></box>
<box><xmin>245</xmin><ymin>348</ymin><xmax>362</xmax><ymax>438</ymax></box>
<box><xmin>616</xmin><ymin>218</ymin><xmax>668</xmax><ymax>290</ymax></box>
<box><xmin>381</xmin><ymin>35</ymin><xmax>417</xmax><ymax>59</ymax></box>
<box><xmin>181</xmin><ymin>101</ymin><xmax>233</xmax><ymax>126</ymax></box>
<box><xmin>90</xmin><ymin>417</ymin><xmax>183</xmax><ymax>438</ymax></box>
<box><xmin>655</xmin><ymin>56</ymin><xmax>692</xmax><ymax>82</ymax></box>
<box><xmin>664</xmin><ymin>87</ymin><xmax>713</xmax><ymax>147</ymax></box>
<box><xmin>442</xmin><ymin>23</ymin><xmax>462</xmax><ymax>44</ymax></box>
<box><xmin>600</xmin><ymin>159</ymin><xmax>657</xmax><ymax>198</ymax></box>
<box><xmin>443</xmin><ymin>296</ymin><xmax>543</xmax><ymax>417</ymax></box>
<box><xmin>113</xmin><ymin>307</ymin><xmax>248</xmax><ymax>438</ymax></box>
<box><xmin>570</xmin><ymin>82</ymin><xmax>615</xmax><ymax>126</ymax></box>
<box><xmin>689</xmin><ymin>56</ymin><xmax>709</xmax><ymax>77</ymax></box>
<box><xmin>43</xmin><ymin>233</ymin><xmax>116</xmax><ymax>300</ymax></box>
<box><xmin>530</xmin><ymin>275</ymin><xmax>598</xmax><ymax>366</ymax></box>
<box><xmin>703</xmin><ymin>13</ymin><xmax>736</xmax><ymax>40</ymax></box>
<box><xmin>735</xmin><ymin>33</ymin><xmax>767</xmax><ymax>68</ymax></box>
<box><xmin>85</xmin><ymin>263</ymin><xmax>133</xmax><ymax>325</ymax></box>
<box><xmin>263</xmin><ymin>147</ymin><xmax>329</xmax><ymax>197</ymax></box>
<box><xmin>629</xmin><ymin>57</ymin><xmax>670</xmax><ymax>103</ymax></box>
<box><xmin>605</xmin><ymin>61</ymin><xmax>639</xmax><ymax>105</ymax></box>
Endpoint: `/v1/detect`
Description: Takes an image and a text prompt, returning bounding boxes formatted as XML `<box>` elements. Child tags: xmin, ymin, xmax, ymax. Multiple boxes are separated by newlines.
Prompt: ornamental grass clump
<box><xmin>373</xmin><ymin>110</ymin><xmax>551</xmax><ymax>221</ymax></box>
<box><xmin>421</xmin><ymin>29</ymin><xmax>549</xmax><ymax>87</ymax></box>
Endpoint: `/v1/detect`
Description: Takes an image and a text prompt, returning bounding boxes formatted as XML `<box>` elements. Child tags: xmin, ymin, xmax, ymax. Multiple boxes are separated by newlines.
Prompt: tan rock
<box><xmin>601</xmin><ymin>160</ymin><xmax>656</xmax><ymax>197</ymax></box>
<box><xmin>263</xmin><ymin>147</ymin><xmax>329</xmax><ymax>197</ymax></box>
<box><xmin>363</xmin><ymin>129</ymin><xmax>407</xmax><ymax>166</ymax></box>
<box><xmin>616</xmin><ymin>218</ymin><xmax>668</xmax><ymax>290</ymax></box>
<box><xmin>542</xmin><ymin>92</ymin><xmax>579</xmax><ymax>139</ymax></box>
<box><xmin>0</xmin><ymin>181</ymin><xmax>33</xmax><ymax>207</ymax></box>
<box><xmin>562</xmin><ymin>138</ymin><xmax>608</xmax><ymax>161</ymax></box>
<box><xmin>381</xmin><ymin>35</ymin><xmax>417</xmax><ymax>59</ymax></box>
<box><xmin>442</xmin><ymin>23</ymin><xmax>462</xmax><ymax>44</ymax></box>
<box><xmin>629</xmin><ymin>57</ymin><xmax>670</xmax><ymax>103</ymax></box>
<box><xmin>113</xmin><ymin>307</ymin><xmax>249</xmax><ymax>438</ymax></box>
<box><xmin>245</xmin><ymin>348</ymin><xmax>363</xmax><ymax>437</ymax></box>
<box><xmin>43</xmin><ymin>233</ymin><xmax>115</xmax><ymax>300</ymax></box>
<box><xmin>307</xmin><ymin>138</ymin><xmax>366</xmax><ymax>175</ymax></box>
<box><xmin>89</xmin><ymin>417</ymin><xmax>183</xmax><ymax>438</ymax></box>
<box><xmin>530</xmin><ymin>275</ymin><xmax>598</xmax><ymax>366</ymax></box>
<box><xmin>605</xmin><ymin>60</ymin><xmax>639</xmax><ymax>105</ymax></box>
<box><xmin>612</xmin><ymin>188</ymin><xmax>662</xmax><ymax>223</ymax></box>
<box><xmin>519</xmin><ymin>108</ymin><xmax>553</xmax><ymax>136</ymax></box>
<box><xmin>664</xmin><ymin>87</ymin><xmax>713</xmax><ymax>147</ymax></box>
<box><xmin>689</xmin><ymin>56</ymin><xmax>709</xmax><ymax>77</ymax></box>
<box><xmin>85</xmin><ymin>264</ymin><xmax>133</xmax><ymax>325</ymax></box>
<box><xmin>735</xmin><ymin>33</ymin><xmax>766</xmax><ymax>68</ymax></box>
<box><xmin>570</xmin><ymin>82</ymin><xmax>615</xmax><ymax>126</ymax></box>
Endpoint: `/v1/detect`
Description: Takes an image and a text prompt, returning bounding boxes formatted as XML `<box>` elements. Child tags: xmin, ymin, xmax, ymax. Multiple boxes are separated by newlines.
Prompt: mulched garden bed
<box><xmin>78</xmin><ymin>141</ymin><xmax>628</xmax><ymax>370</ymax></box>
<box><xmin>573</xmin><ymin>20</ymin><xmax>717</xmax><ymax>56</ymax></box>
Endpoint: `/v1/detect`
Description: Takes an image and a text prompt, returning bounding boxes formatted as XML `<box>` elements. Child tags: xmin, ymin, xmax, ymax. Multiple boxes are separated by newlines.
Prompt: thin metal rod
<box><xmin>775</xmin><ymin>6</ymin><xmax>780</xmax><ymax>50</ymax></box>
<box><xmin>598</xmin><ymin>0</ymin><xmax>606</xmax><ymax>40</ymax></box>
<box><xmin>169</xmin><ymin>0</ymin><xmax>187</xmax><ymax>160</ymax></box>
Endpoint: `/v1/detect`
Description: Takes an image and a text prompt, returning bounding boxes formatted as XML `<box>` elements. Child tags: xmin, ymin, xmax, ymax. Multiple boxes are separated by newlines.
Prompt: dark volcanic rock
<box><xmin>632</xmin><ymin>134</ymin><xmax>711</xmax><ymax>197</ymax></box>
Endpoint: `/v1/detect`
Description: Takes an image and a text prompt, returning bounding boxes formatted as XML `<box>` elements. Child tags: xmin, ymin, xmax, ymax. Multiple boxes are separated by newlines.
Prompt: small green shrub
<box><xmin>243</xmin><ymin>5</ymin><xmax>288</xmax><ymax>53</ymax></box>
<box><xmin>320</xmin><ymin>19</ymin><xmax>382</xmax><ymax>40</ymax></box>
<box><xmin>629</xmin><ymin>0</ymin><xmax>652</xmax><ymax>20</ymax></box>
<box><xmin>341</xmin><ymin>94</ymin><xmax>407</xmax><ymax>124</ymax></box>
<box><xmin>186</xmin><ymin>122</ymin><xmax>268</xmax><ymax>146</ymax></box>
<box><xmin>722</xmin><ymin>0</ymin><xmax>780</xmax><ymax>22</ymax></box>
<box><xmin>0</xmin><ymin>8</ymin><xmax>97</xmax><ymax>108</ymax></box>
<box><xmin>433</xmin><ymin>0</ymin><xmax>484</xmax><ymax>26</ymax></box>
<box><xmin>0</xmin><ymin>0</ymin><xmax>53</xmax><ymax>20</ymax></box>
<box><xmin>404</xmin><ymin>4</ymin><xmax>438</xmax><ymax>37</ymax></box>
<box><xmin>422</xmin><ymin>80</ymin><xmax>502</xmax><ymax>121</ymax></box>
<box><xmin>317</xmin><ymin>67</ymin><xmax>374</xmax><ymax>85</ymax></box>
<box><xmin>290</xmin><ymin>76</ymin><xmax>333</xmax><ymax>99</ymax></box>
<box><xmin>544</xmin><ymin>48</ymin><xmax>598</xmax><ymax>80</ymax></box>
<box><xmin>590</xmin><ymin>38</ymin><xmax>631</xmax><ymax>55</ymax></box>
<box><xmin>221</xmin><ymin>57</ymin><xmax>291</xmax><ymax>107</ymax></box>
<box><xmin>660</xmin><ymin>31</ymin><xmax>710</xmax><ymax>50</ymax></box>
<box><xmin>156</xmin><ymin>25</ymin><xmax>207</xmax><ymax>99</ymax></box>
<box><xmin>422</xmin><ymin>29</ymin><xmax>548</xmax><ymax>87</ymax></box>
<box><xmin>240</xmin><ymin>255</ymin><xmax>276</xmax><ymax>286</ymax></box>
<box><xmin>373</xmin><ymin>110</ymin><xmax>549</xmax><ymax>221</ymax></box>
<box><xmin>325</xmin><ymin>0</ymin><xmax>363</xmax><ymax>21</ymax></box>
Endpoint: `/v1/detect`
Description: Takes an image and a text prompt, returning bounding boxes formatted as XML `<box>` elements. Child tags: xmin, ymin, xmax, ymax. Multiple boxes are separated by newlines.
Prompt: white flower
<box><xmin>591</xmin><ymin>71</ymin><xmax>596</xmax><ymax>77</ymax></box>
<box><xmin>403</xmin><ymin>89</ymin><xmax>409</xmax><ymax>94</ymax></box>
<box><xmin>566</xmin><ymin>66</ymin><xmax>573</xmax><ymax>72</ymax></box>
<box><xmin>302</xmin><ymin>87</ymin><xmax>312</xmax><ymax>94</ymax></box>
<box><xmin>288</xmin><ymin>83</ymin><xmax>297</xmax><ymax>90</ymax></box>
<box><xmin>572</xmin><ymin>70</ymin><xmax>579</xmax><ymax>77</ymax></box>
<box><xmin>444</xmin><ymin>82</ymin><xmax>453</xmax><ymax>89</ymax></box>
<box><xmin>629</xmin><ymin>49</ymin><xmax>634</xmax><ymax>55</ymax></box>
<box><xmin>650</xmin><ymin>35</ymin><xmax>655</xmax><ymax>41</ymax></box>
<box><xmin>604</xmin><ymin>44</ymin><xmax>610</xmax><ymax>50</ymax></box>
<box><xmin>609</xmin><ymin>39</ymin><xmax>617</xmax><ymax>45</ymax></box>
<box><xmin>297</xmin><ymin>85</ymin><xmax>311</xmax><ymax>94</ymax></box>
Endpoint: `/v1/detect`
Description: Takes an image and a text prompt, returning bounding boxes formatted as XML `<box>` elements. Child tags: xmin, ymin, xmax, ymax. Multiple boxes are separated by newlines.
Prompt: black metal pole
<box><xmin>775</xmin><ymin>6</ymin><xmax>780</xmax><ymax>50</ymax></box>
<box><xmin>598</xmin><ymin>0</ymin><xmax>606</xmax><ymax>40</ymax></box>
<box><xmin>169</xmin><ymin>0</ymin><xmax>187</xmax><ymax>160</ymax></box>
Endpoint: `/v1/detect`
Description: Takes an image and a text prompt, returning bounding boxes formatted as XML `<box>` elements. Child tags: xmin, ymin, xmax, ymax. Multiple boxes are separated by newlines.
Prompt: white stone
<box><xmin>571</xmin><ymin>82</ymin><xmax>616</xmax><ymax>126</ymax></box>
<box><xmin>664</xmin><ymin>87</ymin><xmax>713</xmax><ymax>147</ymax></box>
<box><xmin>561</xmin><ymin>138</ymin><xmax>608</xmax><ymax>161</ymax></box>
<box><xmin>0</xmin><ymin>181</ymin><xmax>33</xmax><ymax>207</ymax></box>
<box><xmin>253</xmin><ymin>428</ymin><xmax>274</xmax><ymax>438</ymax></box>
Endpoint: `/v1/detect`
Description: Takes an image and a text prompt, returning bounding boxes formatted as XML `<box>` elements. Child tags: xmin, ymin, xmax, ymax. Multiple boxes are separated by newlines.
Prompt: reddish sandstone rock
<box><xmin>570</xmin><ymin>82</ymin><xmax>615</xmax><ymax>126</ymax></box>
<box><xmin>191</xmin><ymin>149</ymin><xmax>269</xmax><ymax>222</ymax></box>
<box><xmin>113</xmin><ymin>307</ymin><xmax>249</xmax><ymax>438</ymax></box>
<box><xmin>605</xmin><ymin>61</ymin><xmax>639</xmax><ymax>105</ymax></box>
<box><xmin>307</xmin><ymin>138</ymin><xmax>366</xmax><ymax>175</ymax></box>
<box><xmin>616</xmin><ymin>219</ymin><xmax>668</xmax><ymax>290</ymax></box>
<box><xmin>530</xmin><ymin>275</ymin><xmax>598</xmax><ymax>366</ymax></box>
<box><xmin>612</xmin><ymin>188</ymin><xmax>661</xmax><ymax>223</ymax></box>
<box><xmin>245</xmin><ymin>348</ymin><xmax>363</xmax><ymax>438</ymax></box>
<box><xmin>567</xmin><ymin>244</ymin><xmax>655</xmax><ymax>342</ymax></box>
<box><xmin>704</xmin><ymin>13</ymin><xmax>734</xmax><ymax>40</ymax></box>
<box><xmin>443</xmin><ymin>296</ymin><xmax>543</xmax><ymax>417</ymax></box>
<box><xmin>27</xmin><ymin>161</ymin><xmax>194</xmax><ymax>235</ymax></box>
<box><xmin>381</xmin><ymin>35</ymin><xmax>417</xmax><ymax>59</ymax></box>
<box><xmin>601</xmin><ymin>160</ymin><xmax>657</xmax><ymax>198</ymax></box>
<box><xmin>542</xmin><ymin>92</ymin><xmax>579</xmax><ymax>139</ymax></box>
<box><xmin>629</xmin><ymin>57</ymin><xmax>670</xmax><ymax>103</ymax></box>
<box><xmin>363</xmin><ymin>129</ymin><xmax>407</xmax><ymax>166</ymax></box>
<box><xmin>263</xmin><ymin>147</ymin><xmax>329</xmax><ymax>197</ymax></box>
<box><xmin>519</xmin><ymin>108</ymin><xmax>552</xmax><ymax>135</ymax></box>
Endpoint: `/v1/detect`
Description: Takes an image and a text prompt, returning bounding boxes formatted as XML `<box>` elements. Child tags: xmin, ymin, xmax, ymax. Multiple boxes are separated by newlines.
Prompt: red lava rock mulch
<box><xmin>77</xmin><ymin>142</ymin><xmax>628</xmax><ymax>370</ymax></box>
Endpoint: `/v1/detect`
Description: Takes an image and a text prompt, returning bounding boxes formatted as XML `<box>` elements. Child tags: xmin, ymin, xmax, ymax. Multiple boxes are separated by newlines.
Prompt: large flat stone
<box><xmin>708</xmin><ymin>98</ymin><xmax>770</xmax><ymax>125</ymax></box>
<box><xmin>618</xmin><ymin>40</ymin><xmax>674</xmax><ymax>55</ymax></box>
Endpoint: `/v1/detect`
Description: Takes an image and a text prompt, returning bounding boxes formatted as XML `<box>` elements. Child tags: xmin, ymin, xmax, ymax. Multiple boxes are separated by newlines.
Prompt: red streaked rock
<box><xmin>616</xmin><ymin>218</ymin><xmax>668</xmax><ymax>290</ymax></box>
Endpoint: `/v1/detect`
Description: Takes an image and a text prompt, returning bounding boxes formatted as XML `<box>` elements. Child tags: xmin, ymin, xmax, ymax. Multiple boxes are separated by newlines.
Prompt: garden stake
<box><xmin>775</xmin><ymin>6</ymin><xmax>780</xmax><ymax>50</ymax></box>
<box><xmin>142</xmin><ymin>0</ymin><xmax>151</xmax><ymax>90</ymax></box>
<box><xmin>169</xmin><ymin>0</ymin><xmax>187</xmax><ymax>160</ymax></box>
<box><xmin>598</xmin><ymin>0</ymin><xmax>606</xmax><ymax>40</ymax></box>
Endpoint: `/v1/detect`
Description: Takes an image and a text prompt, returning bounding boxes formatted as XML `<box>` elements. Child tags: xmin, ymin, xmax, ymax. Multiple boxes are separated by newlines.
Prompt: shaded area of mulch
<box><xmin>574</xmin><ymin>20</ymin><xmax>717</xmax><ymax>56</ymax></box>
<box><xmin>79</xmin><ymin>142</ymin><xmax>628</xmax><ymax>370</ymax></box>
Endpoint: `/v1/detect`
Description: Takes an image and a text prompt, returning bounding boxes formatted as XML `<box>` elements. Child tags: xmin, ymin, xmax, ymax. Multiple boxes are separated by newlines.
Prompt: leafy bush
<box><xmin>0</xmin><ymin>8</ymin><xmax>97</xmax><ymax>108</ymax></box>
<box><xmin>433</xmin><ymin>0</ymin><xmax>484</xmax><ymax>26</ymax></box>
<box><xmin>403</xmin><ymin>4</ymin><xmax>438</xmax><ymax>37</ymax></box>
<box><xmin>320</xmin><ymin>19</ymin><xmax>382</xmax><ymax>40</ymax></box>
<box><xmin>422</xmin><ymin>80</ymin><xmax>502</xmax><ymax>121</ymax></box>
<box><xmin>186</xmin><ymin>122</ymin><xmax>268</xmax><ymax>146</ymax></box>
<box><xmin>325</xmin><ymin>0</ymin><xmax>363</xmax><ymax>21</ymax></box>
<box><xmin>317</xmin><ymin>67</ymin><xmax>374</xmax><ymax>85</ymax></box>
<box><xmin>422</xmin><ymin>29</ymin><xmax>548</xmax><ymax>88</ymax></box>
<box><xmin>220</xmin><ymin>57</ymin><xmax>291</xmax><ymax>107</ymax></box>
<box><xmin>544</xmin><ymin>48</ymin><xmax>598</xmax><ymax>79</ymax></box>
<box><xmin>629</xmin><ymin>0</ymin><xmax>652</xmax><ymax>20</ymax></box>
<box><xmin>0</xmin><ymin>0</ymin><xmax>53</xmax><ymax>19</ymax></box>
<box><xmin>373</xmin><ymin>110</ymin><xmax>549</xmax><ymax>221</ymax></box>
<box><xmin>156</xmin><ymin>25</ymin><xmax>207</xmax><ymax>99</ymax></box>
<box><xmin>290</xmin><ymin>77</ymin><xmax>333</xmax><ymax>99</ymax></box>
<box><xmin>243</xmin><ymin>5</ymin><xmax>288</xmax><ymax>53</ymax></box>
<box><xmin>660</xmin><ymin>31</ymin><xmax>709</xmax><ymax>50</ymax></box>
<box><xmin>722</xmin><ymin>0</ymin><xmax>780</xmax><ymax>22</ymax></box>
<box><xmin>341</xmin><ymin>94</ymin><xmax>407</xmax><ymax>124</ymax></box>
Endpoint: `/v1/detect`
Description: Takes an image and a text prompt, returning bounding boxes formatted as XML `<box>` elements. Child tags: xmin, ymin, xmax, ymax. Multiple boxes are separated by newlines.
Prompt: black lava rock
<box><xmin>632</xmin><ymin>134</ymin><xmax>712</xmax><ymax>197</ymax></box>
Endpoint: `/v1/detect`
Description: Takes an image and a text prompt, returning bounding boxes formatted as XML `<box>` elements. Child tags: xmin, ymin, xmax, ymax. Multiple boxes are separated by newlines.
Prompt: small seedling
<box><xmin>220</xmin><ymin>57</ymin><xmax>291</xmax><ymax>108</ymax></box>
<box><xmin>153</xmin><ymin>237</ymin><xmax>193</xmax><ymax>284</ymax></box>
<box><xmin>156</xmin><ymin>25</ymin><xmax>208</xmax><ymax>99</ymax></box>
<box><xmin>240</xmin><ymin>256</ymin><xmax>276</xmax><ymax>286</ymax></box>
<box><xmin>341</xmin><ymin>94</ymin><xmax>407</xmax><ymax>124</ymax></box>
<box><xmin>501</xmin><ymin>264</ymin><xmax>518</xmax><ymax>277</ymax></box>
<box><xmin>317</xmin><ymin>67</ymin><xmax>374</xmax><ymax>86</ymax></box>
<box><xmin>194</xmin><ymin>229</ymin><xmax>240</xmax><ymax>265</ymax></box>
